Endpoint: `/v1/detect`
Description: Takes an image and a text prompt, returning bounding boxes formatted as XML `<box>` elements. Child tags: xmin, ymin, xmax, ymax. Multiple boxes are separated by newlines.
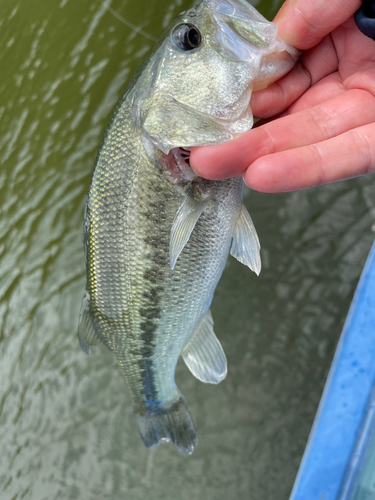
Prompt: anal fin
<box><xmin>182</xmin><ymin>310</ymin><xmax>227</xmax><ymax>384</ymax></box>
<box><xmin>230</xmin><ymin>202</ymin><xmax>261</xmax><ymax>275</ymax></box>
<box><xmin>78</xmin><ymin>291</ymin><xmax>101</xmax><ymax>354</ymax></box>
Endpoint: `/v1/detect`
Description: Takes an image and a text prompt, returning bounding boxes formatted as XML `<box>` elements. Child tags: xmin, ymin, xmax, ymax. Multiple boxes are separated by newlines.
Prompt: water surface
<box><xmin>1</xmin><ymin>0</ymin><xmax>374</xmax><ymax>499</ymax></box>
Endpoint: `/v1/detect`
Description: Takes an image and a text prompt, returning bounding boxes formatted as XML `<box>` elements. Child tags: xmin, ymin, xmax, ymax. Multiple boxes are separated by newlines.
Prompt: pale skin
<box><xmin>190</xmin><ymin>0</ymin><xmax>375</xmax><ymax>192</ymax></box>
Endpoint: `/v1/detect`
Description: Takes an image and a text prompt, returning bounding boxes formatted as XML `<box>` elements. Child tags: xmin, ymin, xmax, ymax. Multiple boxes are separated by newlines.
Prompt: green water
<box><xmin>1</xmin><ymin>0</ymin><xmax>374</xmax><ymax>499</ymax></box>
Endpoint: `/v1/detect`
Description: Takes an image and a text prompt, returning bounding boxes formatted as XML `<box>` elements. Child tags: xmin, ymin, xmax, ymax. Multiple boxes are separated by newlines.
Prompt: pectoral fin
<box><xmin>182</xmin><ymin>310</ymin><xmax>227</xmax><ymax>384</ymax></box>
<box><xmin>170</xmin><ymin>191</ymin><xmax>210</xmax><ymax>270</ymax></box>
<box><xmin>230</xmin><ymin>203</ymin><xmax>261</xmax><ymax>275</ymax></box>
<box><xmin>78</xmin><ymin>292</ymin><xmax>101</xmax><ymax>354</ymax></box>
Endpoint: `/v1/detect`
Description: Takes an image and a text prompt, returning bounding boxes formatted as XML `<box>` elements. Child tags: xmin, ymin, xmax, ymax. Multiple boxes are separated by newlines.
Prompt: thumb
<box><xmin>274</xmin><ymin>0</ymin><xmax>361</xmax><ymax>49</ymax></box>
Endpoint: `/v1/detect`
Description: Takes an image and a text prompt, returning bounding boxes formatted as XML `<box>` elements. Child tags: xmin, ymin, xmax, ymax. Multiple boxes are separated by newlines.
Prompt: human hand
<box><xmin>190</xmin><ymin>0</ymin><xmax>375</xmax><ymax>192</ymax></box>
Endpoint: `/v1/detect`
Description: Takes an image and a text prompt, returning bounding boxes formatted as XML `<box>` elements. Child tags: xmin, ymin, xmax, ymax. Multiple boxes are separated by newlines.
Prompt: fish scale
<box><xmin>78</xmin><ymin>0</ymin><xmax>299</xmax><ymax>454</ymax></box>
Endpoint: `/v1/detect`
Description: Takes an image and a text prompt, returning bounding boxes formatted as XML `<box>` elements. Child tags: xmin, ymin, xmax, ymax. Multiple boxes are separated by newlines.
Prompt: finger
<box><xmin>280</xmin><ymin>73</ymin><xmax>344</xmax><ymax>115</ymax></box>
<box><xmin>251</xmin><ymin>62</ymin><xmax>311</xmax><ymax>118</ymax></box>
<box><xmin>190</xmin><ymin>89</ymin><xmax>375</xmax><ymax>179</ymax></box>
<box><xmin>245</xmin><ymin>122</ymin><xmax>375</xmax><ymax>192</ymax></box>
<box><xmin>346</xmin><ymin>66</ymin><xmax>375</xmax><ymax>98</ymax></box>
<box><xmin>274</xmin><ymin>0</ymin><xmax>361</xmax><ymax>49</ymax></box>
<box><xmin>285</xmin><ymin>64</ymin><xmax>375</xmax><ymax>115</ymax></box>
<box><xmin>333</xmin><ymin>17</ymin><xmax>375</xmax><ymax>68</ymax></box>
<box><xmin>251</xmin><ymin>35</ymin><xmax>338</xmax><ymax>118</ymax></box>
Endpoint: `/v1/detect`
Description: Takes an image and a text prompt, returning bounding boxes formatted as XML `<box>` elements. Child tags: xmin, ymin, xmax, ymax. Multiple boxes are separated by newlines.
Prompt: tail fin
<box><xmin>136</xmin><ymin>395</ymin><xmax>197</xmax><ymax>455</ymax></box>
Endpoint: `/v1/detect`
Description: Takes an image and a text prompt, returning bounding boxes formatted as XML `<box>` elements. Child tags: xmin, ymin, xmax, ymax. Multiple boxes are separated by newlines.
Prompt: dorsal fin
<box><xmin>182</xmin><ymin>310</ymin><xmax>227</xmax><ymax>384</ymax></box>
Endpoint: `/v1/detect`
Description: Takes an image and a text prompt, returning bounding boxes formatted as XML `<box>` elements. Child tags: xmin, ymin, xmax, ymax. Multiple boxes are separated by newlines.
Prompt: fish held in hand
<box><xmin>78</xmin><ymin>0</ymin><xmax>299</xmax><ymax>454</ymax></box>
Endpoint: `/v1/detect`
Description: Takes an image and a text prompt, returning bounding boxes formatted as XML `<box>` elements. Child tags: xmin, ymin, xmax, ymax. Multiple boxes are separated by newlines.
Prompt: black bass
<box><xmin>78</xmin><ymin>0</ymin><xmax>299</xmax><ymax>454</ymax></box>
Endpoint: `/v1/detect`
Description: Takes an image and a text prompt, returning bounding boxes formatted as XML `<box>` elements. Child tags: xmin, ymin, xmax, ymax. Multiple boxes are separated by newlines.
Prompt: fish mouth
<box><xmin>168</xmin><ymin>147</ymin><xmax>197</xmax><ymax>181</ymax></box>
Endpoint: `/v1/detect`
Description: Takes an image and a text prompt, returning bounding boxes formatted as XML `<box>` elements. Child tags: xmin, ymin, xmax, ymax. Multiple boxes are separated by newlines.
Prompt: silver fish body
<box><xmin>79</xmin><ymin>0</ymin><xmax>299</xmax><ymax>454</ymax></box>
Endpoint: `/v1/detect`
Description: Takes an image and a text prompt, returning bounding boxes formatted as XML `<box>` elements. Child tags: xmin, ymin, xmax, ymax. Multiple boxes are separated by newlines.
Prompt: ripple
<box><xmin>0</xmin><ymin>0</ymin><xmax>372</xmax><ymax>499</ymax></box>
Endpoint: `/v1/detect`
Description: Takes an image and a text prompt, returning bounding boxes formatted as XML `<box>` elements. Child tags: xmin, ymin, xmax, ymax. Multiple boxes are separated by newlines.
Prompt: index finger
<box><xmin>190</xmin><ymin>89</ymin><xmax>375</xmax><ymax>179</ymax></box>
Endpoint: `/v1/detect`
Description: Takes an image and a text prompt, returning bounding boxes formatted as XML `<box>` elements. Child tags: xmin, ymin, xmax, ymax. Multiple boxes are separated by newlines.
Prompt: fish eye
<box><xmin>172</xmin><ymin>24</ymin><xmax>202</xmax><ymax>51</ymax></box>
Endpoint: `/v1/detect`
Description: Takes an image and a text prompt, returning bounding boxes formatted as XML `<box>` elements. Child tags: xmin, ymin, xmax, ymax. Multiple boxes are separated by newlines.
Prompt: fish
<box><xmin>78</xmin><ymin>0</ymin><xmax>299</xmax><ymax>455</ymax></box>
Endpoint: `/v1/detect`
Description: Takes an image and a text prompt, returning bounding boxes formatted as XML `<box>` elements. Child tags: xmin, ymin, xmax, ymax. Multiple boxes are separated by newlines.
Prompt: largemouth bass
<box><xmin>78</xmin><ymin>0</ymin><xmax>299</xmax><ymax>454</ymax></box>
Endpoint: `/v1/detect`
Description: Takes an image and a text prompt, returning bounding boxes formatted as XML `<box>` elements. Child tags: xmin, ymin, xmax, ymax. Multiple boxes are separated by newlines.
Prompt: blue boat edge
<box><xmin>290</xmin><ymin>239</ymin><xmax>375</xmax><ymax>500</ymax></box>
